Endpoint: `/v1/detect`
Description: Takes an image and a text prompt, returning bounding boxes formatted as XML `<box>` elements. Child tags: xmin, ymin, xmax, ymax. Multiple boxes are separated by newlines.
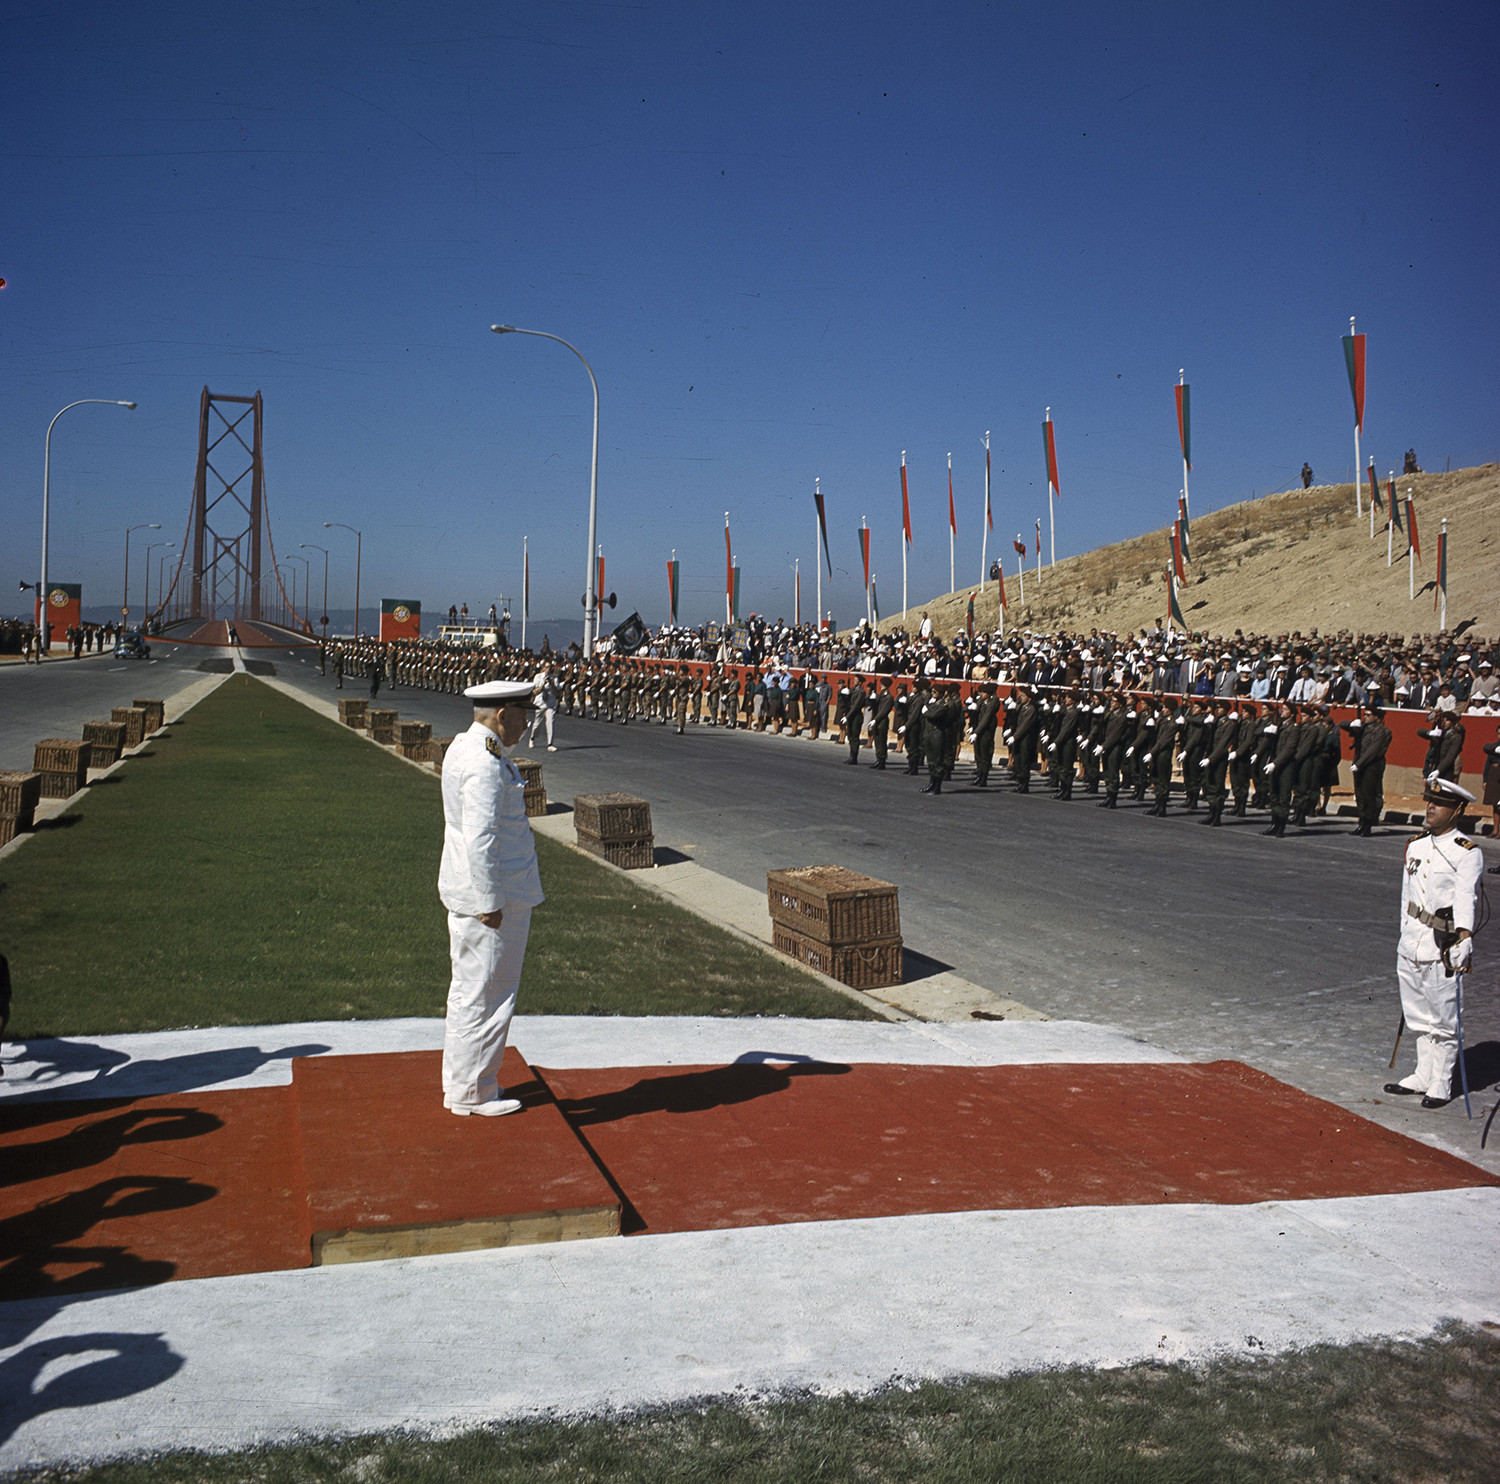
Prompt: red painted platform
<box><xmin>2</xmin><ymin>1053</ymin><xmax>1493</xmax><ymax>1301</ymax></box>
<box><xmin>292</xmin><ymin>1050</ymin><xmax>620</xmax><ymax>1262</ymax></box>
<box><xmin>535</xmin><ymin>1059</ymin><xmax>1499</xmax><ymax>1235</ymax></box>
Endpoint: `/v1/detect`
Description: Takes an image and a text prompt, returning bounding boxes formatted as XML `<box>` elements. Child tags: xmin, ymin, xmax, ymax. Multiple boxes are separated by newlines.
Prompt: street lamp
<box><xmin>145</xmin><ymin>540</ymin><xmax>174</xmax><ymax>619</ymax></box>
<box><xmin>277</xmin><ymin>563</ymin><xmax>294</xmax><ymax>628</ymax></box>
<box><xmin>300</xmin><ymin>542</ymin><xmax>330</xmax><ymax>644</ymax></box>
<box><xmin>285</xmin><ymin>553</ymin><xmax>310</xmax><ymax>632</ymax></box>
<box><xmin>324</xmin><ymin>522</ymin><xmax>362</xmax><ymax>639</ymax></box>
<box><xmin>158</xmin><ymin>552</ymin><xmax>175</xmax><ymax>623</ymax></box>
<box><xmin>123</xmin><ymin>523</ymin><xmax>161</xmax><ymax>627</ymax></box>
<box><xmin>38</xmin><ymin>398</ymin><xmax>136</xmax><ymax>657</ymax></box>
<box><xmin>489</xmin><ymin>324</ymin><xmax>600</xmax><ymax>655</ymax></box>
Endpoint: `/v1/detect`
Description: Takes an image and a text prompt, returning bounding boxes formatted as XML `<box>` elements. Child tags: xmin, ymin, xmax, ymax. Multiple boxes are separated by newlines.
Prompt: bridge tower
<box><xmin>189</xmin><ymin>388</ymin><xmax>264</xmax><ymax>620</ymax></box>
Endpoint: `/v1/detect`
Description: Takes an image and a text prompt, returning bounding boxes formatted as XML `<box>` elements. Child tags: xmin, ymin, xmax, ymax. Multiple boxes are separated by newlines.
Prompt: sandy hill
<box><xmin>879</xmin><ymin>464</ymin><xmax>1500</xmax><ymax>646</ymax></box>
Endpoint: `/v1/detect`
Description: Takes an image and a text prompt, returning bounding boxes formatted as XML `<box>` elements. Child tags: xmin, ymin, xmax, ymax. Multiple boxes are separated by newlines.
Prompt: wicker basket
<box><xmin>82</xmin><ymin>720</ymin><xmax>127</xmax><ymax>767</ymax></box>
<box><xmin>338</xmin><ymin>699</ymin><xmax>369</xmax><ymax>728</ymax></box>
<box><xmin>34</xmin><ymin>739</ymin><xmax>92</xmax><ymax>774</ymax></box>
<box><xmin>38</xmin><ymin>768</ymin><xmax>87</xmax><ymax>800</ymax></box>
<box><xmin>575</xmin><ymin>832</ymin><xmax>654</xmax><ymax>870</ymax></box>
<box><xmin>428</xmin><ymin>736</ymin><xmax>454</xmax><ymax>771</ymax></box>
<box><xmin>0</xmin><ymin>816</ymin><xmax>22</xmax><ymax>846</ymax></box>
<box><xmin>766</xmin><ymin>865</ymin><xmax>901</xmax><ymax>946</ymax></box>
<box><xmin>573</xmin><ymin>793</ymin><xmax>652</xmax><ymax>840</ymax></box>
<box><xmin>771</xmin><ymin>921</ymin><xmax>903</xmax><ymax>989</ymax></box>
<box><xmin>111</xmin><ymin>707</ymin><xmax>148</xmax><ymax>749</ymax></box>
<box><xmin>368</xmin><ymin>708</ymin><xmax>398</xmax><ymax>744</ymax></box>
<box><xmin>132</xmin><ymin>698</ymin><xmax>166</xmax><ymax>733</ymax></box>
<box><xmin>0</xmin><ymin>771</ymin><xmax>41</xmax><ymax>827</ymax></box>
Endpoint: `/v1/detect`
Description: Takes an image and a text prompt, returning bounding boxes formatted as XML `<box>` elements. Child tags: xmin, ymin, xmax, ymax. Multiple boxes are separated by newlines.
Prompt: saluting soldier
<box><xmin>1384</xmin><ymin>777</ymin><xmax>1482</xmax><ymax>1107</ymax></box>
<box><xmin>1347</xmin><ymin>700</ymin><xmax>1393</xmax><ymax>837</ymax></box>
<box><xmin>969</xmin><ymin>681</ymin><xmax>1000</xmax><ymax>786</ymax></box>
<box><xmin>920</xmin><ymin>682</ymin><xmax>962</xmax><ymax>795</ymax></box>
<box><xmin>870</xmin><ymin>678</ymin><xmax>896</xmax><ymax>769</ymax></box>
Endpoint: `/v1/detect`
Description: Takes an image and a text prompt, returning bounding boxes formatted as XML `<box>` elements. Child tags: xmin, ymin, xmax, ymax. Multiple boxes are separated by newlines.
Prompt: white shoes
<box><xmin>450</xmin><ymin>1096</ymin><xmax>522</xmax><ymax>1117</ymax></box>
<box><xmin>547</xmin><ymin>745</ymin><xmax>557</xmax><ymax>752</ymax></box>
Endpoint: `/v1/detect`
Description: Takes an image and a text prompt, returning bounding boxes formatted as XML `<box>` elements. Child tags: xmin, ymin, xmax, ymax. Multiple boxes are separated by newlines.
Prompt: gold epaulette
<box><xmin>1457</xmin><ymin>836</ymin><xmax>1478</xmax><ymax>850</ymax></box>
<box><xmin>485</xmin><ymin>736</ymin><xmax>505</xmax><ymax>760</ymax></box>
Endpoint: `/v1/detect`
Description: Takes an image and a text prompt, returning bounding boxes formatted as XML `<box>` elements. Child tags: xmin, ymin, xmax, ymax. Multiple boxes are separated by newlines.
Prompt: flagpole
<box><xmin>670</xmin><ymin>547</ymin><xmax>677</xmax><ymax>626</ymax></box>
<box><xmin>1408</xmin><ymin>491</ymin><xmax>1414</xmax><ymax>601</ymax></box>
<box><xmin>521</xmin><ymin>536</ymin><xmax>528</xmax><ymax>650</ymax></box>
<box><xmin>794</xmin><ymin>557</ymin><xmax>799</xmax><ymax>627</ymax></box>
<box><xmin>1440</xmin><ymin>517</ymin><xmax>1448</xmax><ymax>629</ymax></box>
<box><xmin>981</xmin><ymin>431</ymin><xmax>990</xmax><ymax>592</ymax></box>
<box><xmin>1179</xmin><ymin>371</ymin><xmax>1190</xmax><ymax>519</ymax></box>
<box><xmin>862</xmin><ymin>517</ymin><xmax>872</xmax><ymax>628</ymax></box>
<box><xmin>1017</xmin><ymin>545</ymin><xmax>1024</xmax><ymax>607</ymax></box>
<box><xmin>1387</xmin><ymin>472</ymin><xmax>1394</xmax><ymax>567</ymax></box>
<box><xmin>1166</xmin><ymin>570</ymin><xmax>1174</xmax><ymax>638</ymax></box>
<box><xmin>900</xmin><ymin>451</ymin><xmax>908</xmax><ymax>621</ymax></box>
<box><xmin>1036</xmin><ymin>518</ymin><xmax>1042</xmax><ymax>592</ymax></box>
<box><xmin>1351</xmin><ymin>317</ymin><xmax>1363</xmax><ymax>519</ymax></box>
<box><xmin>724</xmin><ymin>512</ymin><xmax>731</xmax><ymax>628</ymax></box>
<box><xmin>1369</xmin><ymin>468</ymin><xmax>1375</xmax><ymax>539</ymax></box>
<box><xmin>814</xmin><ymin>478</ymin><xmax>822</xmax><ymax>633</ymax></box>
<box><xmin>947</xmin><ymin>452</ymin><xmax>955</xmax><ymax>594</ymax></box>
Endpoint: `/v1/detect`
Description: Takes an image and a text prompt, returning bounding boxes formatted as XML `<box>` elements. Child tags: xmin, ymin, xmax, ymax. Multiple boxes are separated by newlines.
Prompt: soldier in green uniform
<box><xmin>870</xmin><ymin>678</ymin><xmax>895</xmax><ymax>769</ymax></box>
<box><xmin>1346</xmin><ymin>700</ymin><xmax>1392</xmax><ymax>836</ymax></box>
<box><xmin>920</xmin><ymin>682</ymin><xmax>962</xmax><ymax>795</ymax></box>
<box><xmin>968</xmin><ymin>682</ymin><xmax>1000</xmax><ymax>786</ymax></box>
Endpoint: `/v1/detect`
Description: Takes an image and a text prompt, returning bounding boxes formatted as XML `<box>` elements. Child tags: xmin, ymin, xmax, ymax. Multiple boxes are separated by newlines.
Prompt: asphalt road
<box><xmin>8</xmin><ymin>641</ymin><xmax>1498</xmax><ymax>1166</ymax></box>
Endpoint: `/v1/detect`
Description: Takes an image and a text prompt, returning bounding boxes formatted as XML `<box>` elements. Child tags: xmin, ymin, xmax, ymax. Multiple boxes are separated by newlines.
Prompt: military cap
<box><xmin>1422</xmin><ymin>775</ymin><xmax>1476</xmax><ymax>805</ymax></box>
<box><xmin>463</xmin><ymin>679</ymin><xmax>535</xmax><ymax>707</ymax></box>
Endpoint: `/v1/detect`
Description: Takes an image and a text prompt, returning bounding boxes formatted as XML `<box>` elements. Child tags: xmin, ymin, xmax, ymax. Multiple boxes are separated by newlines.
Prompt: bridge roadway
<box><xmin>4</xmin><ymin>636</ymin><xmax>1496</xmax><ymax>1166</ymax></box>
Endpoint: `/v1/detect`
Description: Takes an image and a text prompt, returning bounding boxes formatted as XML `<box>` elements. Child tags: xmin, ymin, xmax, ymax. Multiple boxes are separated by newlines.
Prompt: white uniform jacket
<box><xmin>1398</xmin><ymin>827</ymin><xmax>1482</xmax><ymax>963</ymax></box>
<box><xmin>438</xmin><ymin>723</ymin><xmax>545</xmax><ymax>917</ymax></box>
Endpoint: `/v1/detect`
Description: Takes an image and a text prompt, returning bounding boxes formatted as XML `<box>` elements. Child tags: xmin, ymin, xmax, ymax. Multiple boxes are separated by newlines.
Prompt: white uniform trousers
<box><xmin>527</xmin><ymin>707</ymin><xmax>556</xmax><ymax>747</ymax></box>
<box><xmin>1395</xmin><ymin>953</ymin><xmax>1460</xmax><ymax>1098</ymax></box>
<box><xmin>442</xmin><ymin>907</ymin><xmax>532</xmax><ymax>1109</ymax></box>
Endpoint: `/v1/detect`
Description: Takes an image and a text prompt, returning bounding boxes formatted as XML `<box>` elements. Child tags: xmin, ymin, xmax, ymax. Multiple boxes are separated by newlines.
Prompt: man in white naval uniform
<box><xmin>1384</xmin><ymin>775</ymin><xmax>1483</xmax><ymax>1109</ymax></box>
<box><xmin>438</xmin><ymin>679</ymin><xmax>545</xmax><ymax>1115</ymax></box>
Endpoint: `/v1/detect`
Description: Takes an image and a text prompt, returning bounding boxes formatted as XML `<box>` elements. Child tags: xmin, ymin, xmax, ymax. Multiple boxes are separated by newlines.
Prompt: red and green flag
<box><xmin>1177</xmin><ymin>495</ymin><xmax>1192</xmax><ymax>561</ymax></box>
<box><xmin>1389</xmin><ymin>479</ymin><xmax>1403</xmax><ymax>535</ymax></box>
<box><xmin>948</xmin><ymin>458</ymin><xmax>957</xmax><ymax>536</ymax></box>
<box><xmin>724</xmin><ymin>515</ymin><xmax>733</xmax><ymax>604</ymax></box>
<box><xmin>985</xmin><ymin>443</ymin><xmax>993</xmax><ymax>530</ymax></box>
<box><xmin>597</xmin><ymin>552</ymin><xmax>605</xmax><ymax>602</ymax></box>
<box><xmin>1342</xmin><ymin>331</ymin><xmax>1366</xmax><ymax>431</ymax></box>
<box><xmin>1171</xmin><ymin>524</ymin><xmax>1186</xmax><ymax>585</ymax></box>
<box><xmin>1368</xmin><ymin>463</ymin><xmax>1382</xmax><ymax>512</ymax></box>
<box><xmin>1168</xmin><ymin>569</ymin><xmax>1186</xmax><ymax>628</ymax></box>
<box><xmin>1043</xmin><ymin>414</ymin><xmax>1061</xmax><ymax>496</ymax></box>
<box><xmin>814</xmin><ymin>483</ymin><xmax>833</xmax><ymax>575</ymax></box>
<box><xmin>1407</xmin><ymin>497</ymin><xmax>1421</xmax><ymax>563</ymax></box>
<box><xmin>900</xmin><ymin>454</ymin><xmax>913</xmax><ymax>545</ymax></box>
<box><xmin>666</xmin><ymin>558</ymin><xmax>680</xmax><ymax>624</ymax></box>
<box><xmin>380</xmin><ymin>597</ymin><xmax>421</xmax><ymax>641</ymax></box>
<box><xmin>966</xmin><ymin>591</ymin><xmax>975</xmax><ymax>637</ymax></box>
<box><xmin>858</xmin><ymin>525</ymin><xmax>871</xmax><ymax>590</ymax></box>
<box><xmin>1434</xmin><ymin>530</ymin><xmax>1447</xmax><ymax>611</ymax></box>
<box><xmin>1175</xmin><ymin>381</ymin><xmax>1191</xmax><ymax>470</ymax></box>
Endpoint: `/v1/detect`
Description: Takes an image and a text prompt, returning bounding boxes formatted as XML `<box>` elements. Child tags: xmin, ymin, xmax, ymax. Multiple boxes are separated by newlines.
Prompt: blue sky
<box><xmin>4</xmin><ymin>0</ymin><xmax>1496</xmax><ymax>630</ymax></box>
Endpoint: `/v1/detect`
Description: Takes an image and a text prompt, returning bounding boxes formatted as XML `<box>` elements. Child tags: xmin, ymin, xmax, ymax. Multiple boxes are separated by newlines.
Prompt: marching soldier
<box><xmin>870</xmin><ymin>678</ymin><xmax>895</xmax><ymax>770</ymax></box>
<box><xmin>845</xmin><ymin>677</ymin><xmax>869</xmax><ymax>764</ymax></box>
<box><xmin>1202</xmin><ymin>698</ymin><xmax>1234</xmax><ymax>826</ymax></box>
<box><xmin>1098</xmin><ymin>692</ymin><xmax>1130</xmax><ymax>809</ymax></box>
<box><xmin>1007</xmin><ymin>684</ymin><xmax>1038</xmax><ymax>792</ymax></box>
<box><xmin>968</xmin><ymin>681</ymin><xmax>1000</xmax><ymax>786</ymax></box>
<box><xmin>920</xmin><ymin>682</ymin><xmax>962</xmax><ymax>795</ymax></box>
<box><xmin>1261</xmin><ymin>701</ymin><xmax>1301</xmax><ymax>837</ymax></box>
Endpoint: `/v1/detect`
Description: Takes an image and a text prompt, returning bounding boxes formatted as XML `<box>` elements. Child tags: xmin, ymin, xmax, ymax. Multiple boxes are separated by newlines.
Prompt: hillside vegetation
<box><xmin>881</xmin><ymin>463</ymin><xmax>1500</xmax><ymax>644</ymax></box>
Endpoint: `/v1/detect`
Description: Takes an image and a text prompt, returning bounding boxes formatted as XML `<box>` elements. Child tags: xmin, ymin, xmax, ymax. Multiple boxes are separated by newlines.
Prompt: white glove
<box><xmin>1448</xmin><ymin>937</ymin><xmax>1473</xmax><ymax>973</ymax></box>
<box><xmin>1048</xmin><ymin>743</ymin><xmax>1057</xmax><ymax>753</ymax></box>
<box><xmin>1199</xmin><ymin>758</ymin><xmax>1209</xmax><ymax>769</ymax></box>
<box><xmin>1350</xmin><ymin>763</ymin><xmax>1359</xmax><ymax>774</ymax></box>
<box><xmin>1002</xmin><ymin>731</ymin><xmax>1012</xmax><ymax>743</ymax></box>
<box><xmin>1142</xmin><ymin>753</ymin><xmax>1152</xmax><ymax>765</ymax></box>
<box><xmin>1228</xmin><ymin>750</ymin><xmax>1237</xmax><ymax>760</ymax></box>
<box><xmin>1263</xmin><ymin>762</ymin><xmax>1275</xmax><ymax>776</ymax></box>
<box><xmin>1093</xmin><ymin>745</ymin><xmax>1103</xmax><ymax>757</ymax></box>
<box><xmin>1125</xmin><ymin>747</ymin><xmax>1134</xmax><ymax>758</ymax></box>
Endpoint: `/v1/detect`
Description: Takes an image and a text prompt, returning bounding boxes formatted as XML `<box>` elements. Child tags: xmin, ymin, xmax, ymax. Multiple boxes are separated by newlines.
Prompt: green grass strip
<box><xmin>0</xmin><ymin>676</ymin><xmax>872</xmax><ymax>1037</ymax></box>
<box><xmin>12</xmin><ymin>1324</ymin><xmax>1500</xmax><ymax>1483</ymax></box>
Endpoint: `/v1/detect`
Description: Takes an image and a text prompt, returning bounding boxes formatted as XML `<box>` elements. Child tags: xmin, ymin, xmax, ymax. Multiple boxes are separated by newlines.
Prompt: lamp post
<box><xmin>145</xmin><ymin>540</ymin><xmax>174</xmax><ymax>619</ymax></box>
<box><xmin>123</xmin><ymin>523</ymin><xmax>161</xmax><ymax>627</ymax></box>
<box><xmin>489</xmin><ymin>324</ymin><xmax>600</xmax><ymax>655</ymax></box>
<box><xmin>39</xmin><ymin>398</ymin><xmax>136</xmax><ymax>657</ymax></box>
<box><xmin>300</xmin><ymin>543</ymin><xmax>330</xmax><ymax>644</ymax></box>
<box><xmin>285</xmin><ymin>554</ymin><xmax>310</xmax><ymax>632</ymax></box>
<box><xmin>324</xmin><ymin>522</ymin><xmax>362</xmax><ymax>639</ymax></box>
<box><xmin>277</xmin><ymin>564</ymin><xmax>295</xmax><ymax>628</ymax></box>
<box><xmin>158</xmin><ymin>553</ymin><xmax>174</xmax><ymax>623</ymax></box>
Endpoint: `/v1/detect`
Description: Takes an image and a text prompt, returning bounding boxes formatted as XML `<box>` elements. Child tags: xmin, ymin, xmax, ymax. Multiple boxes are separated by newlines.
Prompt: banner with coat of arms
<box><xmin>380</xmin><ymin>598</ymin><xmax>421</xmax><ymax>640</ymax></box>
<box><xmin>35</xmin><ymin>582</ymin><xmax>81</xmax><ymax>634</ymax></box>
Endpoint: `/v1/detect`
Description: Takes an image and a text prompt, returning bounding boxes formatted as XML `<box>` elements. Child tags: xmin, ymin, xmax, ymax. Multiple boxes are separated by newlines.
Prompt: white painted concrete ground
<box><xmin>2</xmin><ymin>1019</ymin><xmax>1495</xmax><ymax>1471</ymax></box>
